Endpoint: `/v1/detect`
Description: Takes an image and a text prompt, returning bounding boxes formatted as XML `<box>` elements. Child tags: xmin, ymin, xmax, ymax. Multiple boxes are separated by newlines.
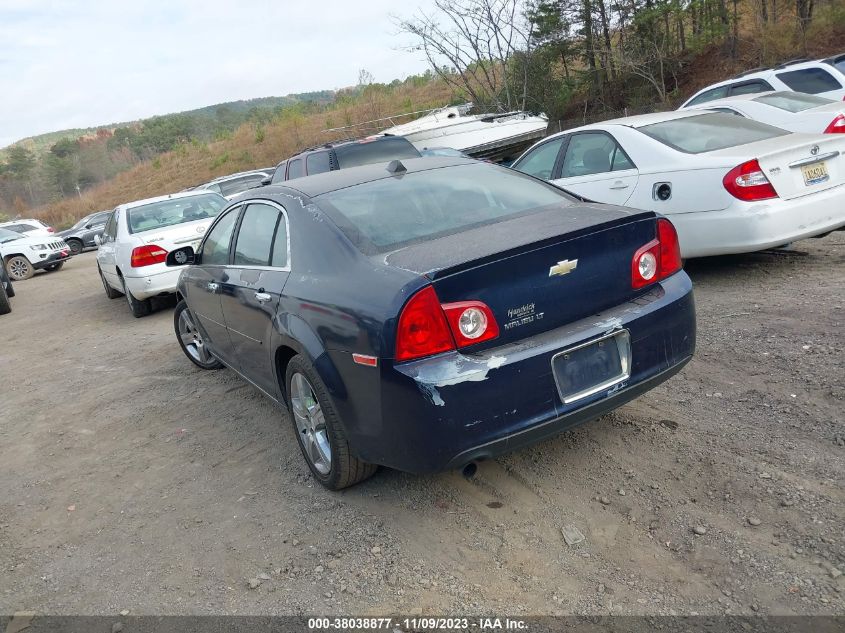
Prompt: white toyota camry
<box><xmin>96</xmin><ymin>190</ymin><xmax>227</xmax><ymax>317</ymax></box>
<box><xmin>512</xmin><ymin>110</ymin><xmax>845</xmax><ymax>258</ymax></box>
<box><xmin>685</xmin><ymin>91</ymin><xmax>845</xmax><ymax>135</ymax></box>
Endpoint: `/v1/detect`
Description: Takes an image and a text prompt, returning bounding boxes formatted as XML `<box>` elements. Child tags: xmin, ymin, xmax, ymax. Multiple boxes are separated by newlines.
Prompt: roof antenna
<box><xmin>386</xmin><ymin>159</ymin><xmax>407</xmax><ymax>175</ymax></box>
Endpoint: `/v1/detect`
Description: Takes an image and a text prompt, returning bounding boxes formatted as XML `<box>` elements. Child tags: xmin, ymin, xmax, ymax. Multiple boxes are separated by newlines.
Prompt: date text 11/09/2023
<box><xmin>308</xmin><ymin>617</ymin><xmax>528</xmax><ymax>630</ymax></box>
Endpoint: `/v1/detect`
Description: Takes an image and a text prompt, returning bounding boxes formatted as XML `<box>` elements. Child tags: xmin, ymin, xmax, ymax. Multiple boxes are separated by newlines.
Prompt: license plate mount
<box><xmin>551</xmin><ymin>330</ymin><xmax>631</xmax><ymax>404</ymax></box>
<box><xmin>801</xmin><ymin>160</ymin><xmax>829</xmax><ymax>186</ymax></box>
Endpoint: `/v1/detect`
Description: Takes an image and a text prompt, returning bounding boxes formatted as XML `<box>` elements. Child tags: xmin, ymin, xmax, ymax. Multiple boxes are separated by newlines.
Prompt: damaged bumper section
<box><xmin>351</xmin><ymin>272</ymin><xmax>695</xmax><ymax>474</ymax></box>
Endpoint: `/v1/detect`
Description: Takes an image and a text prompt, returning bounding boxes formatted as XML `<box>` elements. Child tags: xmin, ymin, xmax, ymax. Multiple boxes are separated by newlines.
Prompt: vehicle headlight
<box><xmin>32</xmin><ymin>244</ymin><xmax>47</xmax><ymax>251</ymax></box>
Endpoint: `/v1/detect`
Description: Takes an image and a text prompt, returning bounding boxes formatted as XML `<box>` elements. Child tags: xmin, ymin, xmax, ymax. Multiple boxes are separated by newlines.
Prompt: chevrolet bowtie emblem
<box><xmin>549</xmin><ymin>259</ymin><xmax>578</xmax><ymax>277</ymax></box>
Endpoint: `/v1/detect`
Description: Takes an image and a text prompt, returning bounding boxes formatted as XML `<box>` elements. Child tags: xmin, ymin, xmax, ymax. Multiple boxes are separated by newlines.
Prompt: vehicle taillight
<box><xmin>395</xmin><ymin>287</ymin><xmax>500</xmax><ymax>361</ymax></box>
<box><xmin>632</xmin><ymin>218</ymin><xmax>683</xmax><ymax>289</ymax></box>
<box><xmin>823</xmin><ymin>113</ymin><xmax>845</xmax><ymax>134</ymax></box>
<box><xmin>722</xmin><ymin>159</ymin><xmax>778</xmax><ymax>201</ymax></box>
<box><xmin>46</xmin><ymin>227</ymin><xmax>55</xmax><ymax>233</ymax></box>
<box><xmin>130</xmin><ymin>245</ymin><xmax>168</xmax><ymax>267</ymax></box>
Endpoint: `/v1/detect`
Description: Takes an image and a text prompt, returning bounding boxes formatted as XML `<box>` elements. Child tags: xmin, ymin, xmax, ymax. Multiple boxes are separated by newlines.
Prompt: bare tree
<box><xmin>395</xmin><ymin>0</ymin><xmax>534</xmax><ymax>111</ymax></box>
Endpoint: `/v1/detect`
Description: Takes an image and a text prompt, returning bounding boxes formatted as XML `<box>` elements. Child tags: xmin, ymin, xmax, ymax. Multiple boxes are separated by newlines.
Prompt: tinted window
<box><xmin>271</xmin><ymin>161</ymin><xmax>288</xmax><ymax>184</ymax></box>
<box><xmin>201</xmin><ymin>208</ymin><xmax>238</xmax><ymax>265</ymax></box>
<box><xmin>306</xmin><ymin>151</ymin><xmax>332</xmax><ymax>175</ymax></box>
<box><xmin>316</xmin><ymin>163</ymin><xmax>572</xmax><ymax>254</ymax></box>
<box><xmin>288</xmin><ymin>159</ymin><xmax>304</xmax><ymax>180</ymax></box>
<box><xmin>271</xmin><ymin>212</ymin><xmax>288</xmax><ymax>268</ymax></box>
<box><xmin>126</xmin><ymin>193</ymin><xmax>226</xmax><ymax>234</ymax></box>
<box><xmin>639</xmin><ymin>113</ymin><xmax>788</xmax><ymax>154</ymax></box>
<box><xmin>776</xmin><ymin>67</ymin><xmax>842</xmax><ymax>93</ymax></box>
<box><xmin>513</xmin><ymin>137</ymin><xmax>564</xmax><ymax>179</ymax></box>
<box><xmin>754</xmin><ymin>91</ymin><xmax>833</xmax><ymax>112</ymax></box>
<box><xmin>219</xmin><ymin>175</ymin><xmax>266</xmax><ymax>197</ymax></box>
<box><xmin>233</xmin><ymin>203</ymin><xmax>280</xmax><ymax>266</ymax></box>
<box><xmin>833</xmin><ymin>58</ymin><xmax>845</xmax><ymax>74</ymax></box>
<box><xmin>560</xmin><ymin>132</ymin><xmax>635</xmax><ymax>178</ymax></box>
<box><xmin>729</xmin><ymin>80</ymin><xmax>773</xmax><ymax>96</ymax></box>
<box><xmin>686</xmin><ymin>86</ymin><xmax>729</xmax><ymax>106</ymax></box>
<box><xmin>3</xmin><ymin>224</ymin><xmax>28</xmax><ymax>234</ymax></box>
<box><xmin>334</xmin><ymin>137</ymin><xmax>420</xmax><ymax>168</ymax></box>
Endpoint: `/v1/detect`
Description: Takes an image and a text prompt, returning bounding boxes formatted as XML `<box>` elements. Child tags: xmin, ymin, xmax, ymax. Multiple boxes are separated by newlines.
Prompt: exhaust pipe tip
<box><xmin>461</xmin><ymin>462</ymin><xmax>478</xmax><ymax>479</ymax></box>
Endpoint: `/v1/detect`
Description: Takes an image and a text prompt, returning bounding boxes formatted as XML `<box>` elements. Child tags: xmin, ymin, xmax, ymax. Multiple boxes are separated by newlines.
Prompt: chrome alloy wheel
<box><xmin>290</xmin><ymin>372</ymin><xmax>332</xmax><ymax>475</ymax></box>
<box><xmin>177</xmin><ymin>308</ymin><xmax>213</xmax><ymax>364</ymax></box>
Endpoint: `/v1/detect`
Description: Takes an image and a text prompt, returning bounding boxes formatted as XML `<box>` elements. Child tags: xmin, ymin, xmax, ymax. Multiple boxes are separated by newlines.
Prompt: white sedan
<box><xmin>511</xmin><ymin>110</ymin><xmax>845</xmax><ymax>258</ymax></box>
<box><xmin>96</xmin><ymin>190</ymin><xmax>227</xmax><ymax>317</ymax></box>
<box><xmin>685</xmin><ymin>91</ymin><xmax>845</xmax><ymax>135</ymax></box>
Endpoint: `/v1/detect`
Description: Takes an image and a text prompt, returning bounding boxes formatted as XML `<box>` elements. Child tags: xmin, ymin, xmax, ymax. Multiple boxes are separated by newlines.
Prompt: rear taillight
<box><xmin>130</xmin><ymin>245</ymin><xmax>168</xmax><ymax>267</ymax></box>
<box><xmin>823</xmin><ymin>113</ymin><xmax>845</xmax><ymax>133</ymax></box>
<box><xmin>395</xmin><ymin>287</ymin><xmax>500</xmax><ymax>361</ymax></box>
<box><xmin>632</xmin><ymin>218</ymin><xmax>683</xmax><ymax>289</ymax></box>
<box><xmin>722</xmin><ymin>159</ymin><xmax>778</xmax><ymax>201</ymax></box>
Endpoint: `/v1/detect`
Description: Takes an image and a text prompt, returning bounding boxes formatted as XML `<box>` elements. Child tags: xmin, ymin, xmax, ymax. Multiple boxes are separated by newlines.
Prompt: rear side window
<box><xmin>686</xmin><ymin>86</ymin><xmax>729</xmax><ymax>106</ymax></box>
<box><xmin>334</xmin><ymin>137</ymin><xmax>420</xmax><ymax>169</ymax></box>
<box><xmin>315</xmin><ymin>163</ymin><xmax>573</xmax><ymax>254</ymax></box>
<box><xmin>729</xmin><ymin>80</ymin><xmax>773</xmax><ymax>96</ymax></box>
<box><xmin>233</xmin><ymin>203</ymin><xmax>280</xmax><ymax>266</ymax></box>
<box><xmin>753</xmin><ymin>92</ymin><xmax>833</xmax><ymax>113</ymax></box>
<box><xmin>639</xmin><ymin>113</ymin><xmax>788</xmax><ymax>154</ymax></box>
<box><xmin>306</xmin><ymin>151</ymin><xmax>332</xmax><ymax>175</ymax></box>
<box><xmin>832</xmin><ymin>57</ymin><xmax>845</xmax><ymax>74</ymax></box>
<box><xmin>3</xmin><ymin>224</ymin><xmax>28</xmax><ymax>234</ymax></box>
<box><xmin>776</xmin><ymin>68</ymin><xmax>842</xmax><ymax>93</ymax></box>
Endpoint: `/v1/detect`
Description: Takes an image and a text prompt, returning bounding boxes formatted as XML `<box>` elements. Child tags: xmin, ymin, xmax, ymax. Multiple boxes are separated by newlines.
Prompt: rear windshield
<box><xmin>639</xmin><ymin>113</ymin><xmax>788</xmax><ymax>154</ymax></box>
<box><xmin>334</xmin><ymin>137</ymin><xmax>420</xmax><ymax>169</ymax></box>
<box><xmin>753</xmin><ymin>92</ymin><xmax>833</xmax><ymax>113</ymax></box>
<box><xmin>776</xmin><ymin>67</ymin><xmax>842</xmax><ymax>93</ymax></box>
<box><xmin>314</xmin><ymin>163</ymin><xmax>572</xmax><ymax>254</ymax></box>
<box><xmin>127</xmin><ymin>193</ymin><xmax>226</xmax><ymax>234</ymax></box>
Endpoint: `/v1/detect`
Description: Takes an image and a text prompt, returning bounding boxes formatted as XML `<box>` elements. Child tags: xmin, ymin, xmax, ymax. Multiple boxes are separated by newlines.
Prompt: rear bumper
<box><xmin>333</xmin><ymin>272</ymin><xmax>696</xmax><ymax>474</ymax></box>
<box><xmin>31</xmin><ymin>250</ymin><xmax>70</xmax><ymax>270</ymax></box>
<box><xmin>672</xmin><ymin>184</ymin><xmax>845</xmax><ymax>258</ymax></box>
<box><xmin>123</xmin><ymin>266</ymin><xmax>182</xmax><ymax>300</ymax></box>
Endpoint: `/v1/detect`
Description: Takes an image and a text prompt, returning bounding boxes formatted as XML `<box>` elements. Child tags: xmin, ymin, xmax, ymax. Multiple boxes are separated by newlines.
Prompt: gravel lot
<box><xmin>1</xmin><ymin>236</ymin><xmax>843</xmax><ymax>616</ymax></box>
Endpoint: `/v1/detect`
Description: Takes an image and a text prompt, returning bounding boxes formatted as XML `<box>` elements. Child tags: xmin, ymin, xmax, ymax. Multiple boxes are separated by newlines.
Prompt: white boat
<box><xmin>381</xmin><ymin>104</ymin><xmax>549</xmax><ymax>163</ymax></box>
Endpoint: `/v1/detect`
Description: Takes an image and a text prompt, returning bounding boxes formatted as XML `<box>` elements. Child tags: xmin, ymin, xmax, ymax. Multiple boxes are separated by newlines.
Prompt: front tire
<box><xmin>174</xmin><ymin>300</ymin><xmax>223</xmax><ymax>369</ymax></box>
<box><xmin>285</xmin><ymin>356</ymin><xmax>377</xmax><ymax>490</ymax></box>
<box><xmin>45</xmin><ymin>262</ymin><xmax>64</xmax><ymax>272</ymax></box>
<box><xmin>66</xmin><ymin>239</ymin><xmax>83</xmax><ymax>255</ymax></box>
<box><xmin>5</xmin><ymin>256</ymin><xmax>34</xmax><ymax>281</ymax></box>
<box><xmin>121</xmin><ymin>276</ymin><xmax>151</xmax><ymax>318</ymax></box>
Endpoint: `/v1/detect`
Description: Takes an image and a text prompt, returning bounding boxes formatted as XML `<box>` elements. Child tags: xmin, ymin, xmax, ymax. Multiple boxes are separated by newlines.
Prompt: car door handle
<box><xmin>254</xmin><ymin>292</ymin><xmax>272</xmax><ymax>303</ymax></box>
<box><xmin>609</xmin><ymin>181</ymin><xmax>629</xmax><ymax>190</ymax></box>
<box><xmin>207</xmin><ymin>282</ymin><xmax>218</xmax><ymax>292</ymax></box>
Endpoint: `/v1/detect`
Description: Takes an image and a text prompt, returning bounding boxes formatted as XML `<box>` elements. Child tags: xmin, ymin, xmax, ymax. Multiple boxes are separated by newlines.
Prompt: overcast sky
<box><xmin>0</xmin><ymin>0</ymin><xmax>438</xmax><ymax>148</ymax></box>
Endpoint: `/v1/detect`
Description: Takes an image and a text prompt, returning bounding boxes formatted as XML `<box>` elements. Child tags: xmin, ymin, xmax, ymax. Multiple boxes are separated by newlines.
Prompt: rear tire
<box><xmin>174</xmin><ymin>300</ymin><xmax>223</xmax><ymax>369</ymax></box>
<box><xmin>0</xmin><ymin>283</ymin><xmax>10</xmax><ymax>315</ymax></box>
<box><xmin>66</xmin><ymin>239</ymin><xmax>83</xmax><ymax>255</ymax></box>
<box><xmin>5</xmin><ymin>256</ymin><xmax>34</xmax><ymax>281</ymax></box>
<box><xmin>121</xmin><ymin>276</ymin><xmax>151</xmax><ymax>318</ymax></box>
<box><xmin>45</xmin><ymin>262</ymin><xmax>64</xmax><ymax>272</ymax></box>
<box><xmin>285</xmin><ymin>355</ymin><xmax>377</xmax><ymax>490</ymax></box>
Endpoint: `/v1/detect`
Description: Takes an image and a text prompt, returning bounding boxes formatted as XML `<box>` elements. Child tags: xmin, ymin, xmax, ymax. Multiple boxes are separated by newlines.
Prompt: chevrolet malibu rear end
<box><xmin>308</xmin><ymin>162</ymin><xmax>696</xmax><ymax>476</ymax></box>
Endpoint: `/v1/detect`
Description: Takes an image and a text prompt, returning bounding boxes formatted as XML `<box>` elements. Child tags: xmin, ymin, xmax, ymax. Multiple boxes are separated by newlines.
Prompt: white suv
<box><xmin>680</xmin><ymin>56</ymin><xmax>845</xmax><ymax>108</ymax></box>
<box><xmin>0</xmin><ymin>227</ymin><xmax>71</xmax><ymax>280</ymax></box>
<box><xmin>0</xmin><ymin>218</ymin><xmax>56</xmax><ymax>237</ymax></box>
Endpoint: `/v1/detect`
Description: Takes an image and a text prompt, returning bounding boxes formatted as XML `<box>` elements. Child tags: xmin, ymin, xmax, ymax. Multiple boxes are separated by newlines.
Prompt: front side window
<box><xmin>271</xmin><ymin>162</ymin><xmax>288</xmax><ymax>184</ymax></box>
<box><xmin>287</xmin><ymin>159</ymin><xmax>304</xmax><ymax>180</ymax></box>
<box><xmin>754</xmin><ymin>91</ymin><xmax>833</xmax><ymax>113</ymax></box>
<box><xmin>776</xmin><ymin>67</ymin><xmax>842</xmax><ymax>93</ymax></box>
<box><xmin>201</xmin><ymin>208</ymin><xmax>239</xmax><ymax>265</ymax></box>
<box><xmin>513</xmin><ymin>137</ymin><xmax>565</xmax><ymax>179</ymax></box>
<box><xmin>126</xmin><ymin>193</ymin><xmax>226</xmax><ymax>234</ymax></box>
<box><xmin>686</xmin><ymin>85</ymin><xmax>729</xmax><ymax>106</ymax></box>
<box><xmin>233</xmin><ymin>203</ymin><xmax>281</xmax><ymax>266</ymax></box>
<box><xmin>0</xmin><ymin>228</ymin><xmax>21</xmax><ymax>243</ymax></box>
<box><xmin>315</xmin><ymin>163</ymin><xmax>573</xmax><ymax>254</ymax></box>
<box><xmin>640</xmin><ymin>113</ymin><xmax>787</xmax><ymax>154</ymax></box>
<box><xmin>560</xmin><ymin>132</ymin><xmax>635</xmax><ymax>178</ymax></box>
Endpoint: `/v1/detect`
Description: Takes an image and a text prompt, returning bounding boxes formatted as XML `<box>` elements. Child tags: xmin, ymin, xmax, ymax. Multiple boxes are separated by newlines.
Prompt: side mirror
<box><xmin>84</xmin><ymin>224</ymin><xmax>92</xmax><ymax>229</ymax></box>
<box><xmin>260</xmin><ymin>176</ymin><xmax>272</xmax><ymax>186</ymax></box>
<box><xmin>94</xmin><ymin>234</ymin><xmax>102</xmax><ymax>246</ymax></box>
<box><xmin>166</xmin><ymin>246</ymin><xmax>196</xmax><ymax>267</ymax></box>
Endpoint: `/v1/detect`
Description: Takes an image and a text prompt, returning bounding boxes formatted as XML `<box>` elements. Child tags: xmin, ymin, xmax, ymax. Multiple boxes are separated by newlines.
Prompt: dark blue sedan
<box><xmin>166</xmin><ymin>157</ymin><xmax>696</xmax><ymax>489</ymax></box>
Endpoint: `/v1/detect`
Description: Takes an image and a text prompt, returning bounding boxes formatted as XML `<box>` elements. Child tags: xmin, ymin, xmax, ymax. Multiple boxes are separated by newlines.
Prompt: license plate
<box><xmin>551</xmin><ymin>330</ymin><xmax>631</xmax><ymax>404</ymax></box>
<box><xmin>801</xmin><ymin>161</ymin><xmax>829</xmax><ymax>186</ymax></box>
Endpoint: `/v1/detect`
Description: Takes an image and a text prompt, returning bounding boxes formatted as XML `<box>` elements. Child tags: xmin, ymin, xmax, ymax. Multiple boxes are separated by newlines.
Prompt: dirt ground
<box><xmin>1</xmin><ymin>237</ymin><xmax>843</xmax><ymax>616</ymax></box>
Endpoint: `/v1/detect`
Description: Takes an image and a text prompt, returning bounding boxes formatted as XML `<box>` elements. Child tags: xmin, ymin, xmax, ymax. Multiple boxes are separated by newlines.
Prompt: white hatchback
<box><xmin>511</xmin><ymin>110</ymin><xmax>845</xmax><ymax>258</ymax></box>
<box><xmin>96</xmin><ymin>190</ymin><xmax>227</xmax><ymax>317</ymax></box>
